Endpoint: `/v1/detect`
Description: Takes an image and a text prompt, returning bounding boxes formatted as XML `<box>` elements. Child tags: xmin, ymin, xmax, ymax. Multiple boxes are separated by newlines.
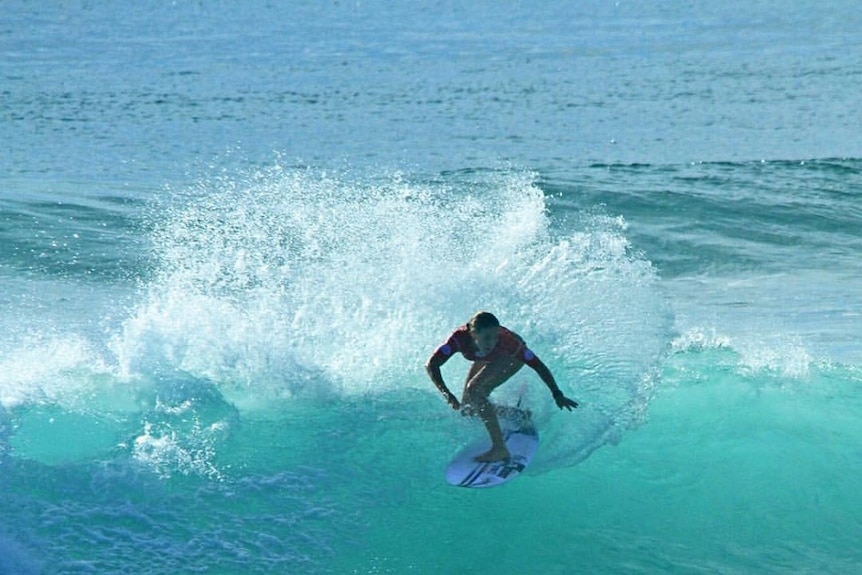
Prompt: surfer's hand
<box><xmin>554</xmin><ymin>392</ymin><xmax>578</xmax><ymax>411</ymax></box>
<box><xmin>446</xmin><ymin>393</ymin><xmax>461</xmax><ymax>411</ymax></box>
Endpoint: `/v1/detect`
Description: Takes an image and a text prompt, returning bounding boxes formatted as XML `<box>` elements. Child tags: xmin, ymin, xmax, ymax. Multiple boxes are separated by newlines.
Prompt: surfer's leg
<box><xmin>474</xmin><ymin>400</ymin><xmax>509</xmax><ymax>462</ymax></box>
<box><xmin>462</xmin><ymin>359</ymin><xmax>524</xmax><ymax>462</ymax></box>
<box><xmin>463</xmin><ymin>358</ymin><xmax>525</xmax><ymax>399</ymax></box>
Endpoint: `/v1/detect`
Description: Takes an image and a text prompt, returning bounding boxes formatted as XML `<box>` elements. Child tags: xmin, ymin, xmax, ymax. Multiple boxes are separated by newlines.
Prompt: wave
<box><xmin>543</xmin><ymin>157</ymin><xmax>862</xmax><ymax>278</ymax></box>
<box><xmin>587</xmin><ymin>157</ymin><xmax>862</xmax><ymax>170</ymax></box>
<box><xmin>3</xmin><ymin>163</ymin><xmax>859</xmax><ymax>574</ymax></box>
<box><xmin>0</xmin><ymin>182</ymin><xmax>146</xmax><ymax>280</ymax></box>
<box><xmin>1</xmin><ymin>164</ymin><xmax>670</xmax><ymax>478</ymax></box>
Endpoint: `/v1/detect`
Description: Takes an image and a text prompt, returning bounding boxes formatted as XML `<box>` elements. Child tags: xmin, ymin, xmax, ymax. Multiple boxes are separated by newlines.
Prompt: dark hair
<box><xmin>468</xmin><ymin>311</ymin><xmax>500</xmax><ymax>331</ymax></box>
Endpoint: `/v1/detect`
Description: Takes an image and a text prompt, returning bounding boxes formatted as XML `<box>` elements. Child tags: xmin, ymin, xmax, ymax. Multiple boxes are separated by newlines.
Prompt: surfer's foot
<box><xmin>475</xmin><ymin>446</ymin><xmax>510</xmax><ymax>462</ymax></box>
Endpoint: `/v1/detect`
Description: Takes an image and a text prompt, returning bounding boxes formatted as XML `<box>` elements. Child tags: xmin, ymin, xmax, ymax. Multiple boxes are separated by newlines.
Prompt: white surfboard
<box><xmin>445</xmin><ymin>406</ymin><xmax>539</xmax><ymax>488</ymax></box>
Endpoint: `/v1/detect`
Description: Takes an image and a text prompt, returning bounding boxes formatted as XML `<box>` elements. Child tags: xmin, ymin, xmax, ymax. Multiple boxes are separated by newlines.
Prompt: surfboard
<box><xmin>445</xmin><ymin>405</ymin><xmax>539</xmax><ymax>488</ymax></box>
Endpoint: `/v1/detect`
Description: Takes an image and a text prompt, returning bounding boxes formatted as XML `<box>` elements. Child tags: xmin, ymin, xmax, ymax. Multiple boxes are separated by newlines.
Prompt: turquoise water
<box><xmin>2</xmin><ymin>2</ymin><xmax>862</xmax><ymax>573</ymax></box>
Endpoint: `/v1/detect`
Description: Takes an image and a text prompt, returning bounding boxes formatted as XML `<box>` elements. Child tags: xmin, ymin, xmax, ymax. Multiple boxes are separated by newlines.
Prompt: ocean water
<box><xmin>2</xmin><ymin>1</ymin><xmax>861</xmax><ymax>573</ymax></box>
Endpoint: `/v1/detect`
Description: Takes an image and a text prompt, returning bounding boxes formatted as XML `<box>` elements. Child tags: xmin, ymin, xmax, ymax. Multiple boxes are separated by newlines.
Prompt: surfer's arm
<box><xmin>426</xmin><ymin>351</ymin><xmax>461</xmax><ymax>410</ymax></box>
<box><xmin>527</xmin><ymin>357</ymin><xmax>579</xmax><ymax>411</ymax></box>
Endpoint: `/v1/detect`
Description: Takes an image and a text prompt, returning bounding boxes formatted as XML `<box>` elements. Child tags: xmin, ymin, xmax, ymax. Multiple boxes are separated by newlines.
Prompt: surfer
<box><xmin>426</xmin><ymin>311</ymin><xmax>578</xmax><ymax>462</ymax></box>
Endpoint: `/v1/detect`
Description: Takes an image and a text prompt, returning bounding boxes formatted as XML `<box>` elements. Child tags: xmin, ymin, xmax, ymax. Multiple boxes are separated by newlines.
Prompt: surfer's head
<box><xmin>468</xmin><ymin>311</ymin><xmax>500</xmax><ymax>355</ymax></box>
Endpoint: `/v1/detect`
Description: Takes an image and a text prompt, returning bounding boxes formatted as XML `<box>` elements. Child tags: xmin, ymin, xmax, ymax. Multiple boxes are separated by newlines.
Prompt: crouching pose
<box><xmin>426</xmin><ymin>311</ymin><xmax>578</xmax><ymax>462</ymax></box>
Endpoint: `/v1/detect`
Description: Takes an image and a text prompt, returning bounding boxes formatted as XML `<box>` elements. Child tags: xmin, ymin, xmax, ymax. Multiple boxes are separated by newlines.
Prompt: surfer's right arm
<box><xmin>426</xmin><ymin>344</ymin><xmax>461</xmax><ymax>410</ymax></box>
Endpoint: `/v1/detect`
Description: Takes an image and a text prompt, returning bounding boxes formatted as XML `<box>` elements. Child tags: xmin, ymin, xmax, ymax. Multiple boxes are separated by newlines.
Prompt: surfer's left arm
<box><xmin>525</xmin><ymin>354</ymin><xmax>579</xmax><ymax>411</ymax></box>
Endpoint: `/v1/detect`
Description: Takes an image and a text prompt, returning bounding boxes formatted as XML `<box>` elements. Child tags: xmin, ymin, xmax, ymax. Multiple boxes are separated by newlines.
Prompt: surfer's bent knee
<box><xmin>468</xmin><ymin>359</ymin><xmax>523</xmax><ymax>387</ymax></box>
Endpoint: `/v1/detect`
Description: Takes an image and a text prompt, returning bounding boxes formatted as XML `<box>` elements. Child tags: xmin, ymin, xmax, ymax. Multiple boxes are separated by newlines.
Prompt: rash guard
<box><xmin>430</xmin><ymin>325</ymin><xmax>542</xmax><ymax>368</ymax></box>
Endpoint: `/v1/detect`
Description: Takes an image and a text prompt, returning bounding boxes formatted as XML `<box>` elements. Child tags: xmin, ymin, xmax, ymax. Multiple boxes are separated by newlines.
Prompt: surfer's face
<box><xmin>470</xmin><ymin>326</ymin><xmax>499</xmax><ymax>355</ymax></box>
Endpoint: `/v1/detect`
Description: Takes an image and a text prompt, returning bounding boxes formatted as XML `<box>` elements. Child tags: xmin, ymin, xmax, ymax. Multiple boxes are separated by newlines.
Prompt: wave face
<box><xmin>0</xmin><ymin>166</ymin><xmax>670</xmax><ymax>573</ymax></box>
